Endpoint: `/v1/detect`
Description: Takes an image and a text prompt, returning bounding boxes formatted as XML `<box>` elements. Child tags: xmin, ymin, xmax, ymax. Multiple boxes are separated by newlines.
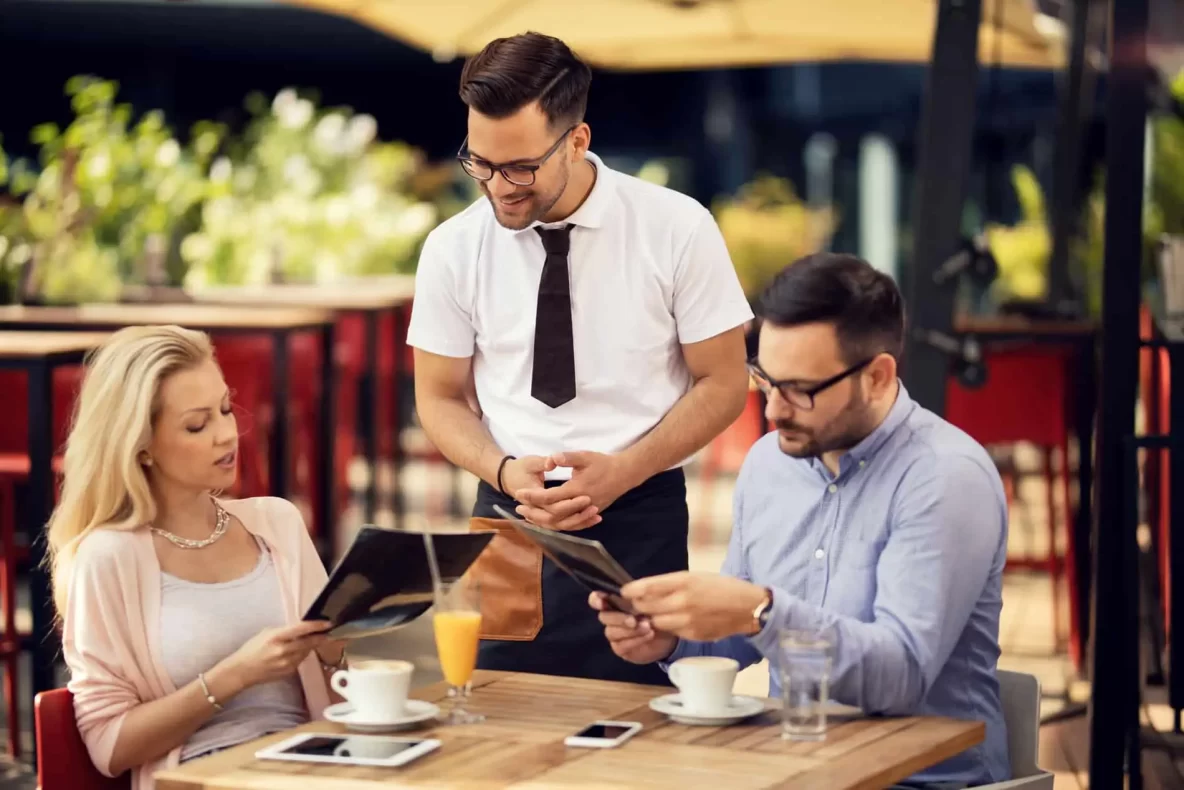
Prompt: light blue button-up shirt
<box><xmin>668</xmin><ymin>384</ymin><xmax>1009</xmax><ymax>786</ymax></box>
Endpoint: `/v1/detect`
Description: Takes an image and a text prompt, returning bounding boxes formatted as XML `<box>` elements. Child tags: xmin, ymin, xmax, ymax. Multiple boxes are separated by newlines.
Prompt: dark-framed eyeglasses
<box><xmin>747</xmin><ymin>357</ymin><xmax>876</xmax><ymax>411</ymax></box>
<box><xmin>456</xmin><ymin>126</ymin><xmax>575</xmax><ymax>187</ymax></box>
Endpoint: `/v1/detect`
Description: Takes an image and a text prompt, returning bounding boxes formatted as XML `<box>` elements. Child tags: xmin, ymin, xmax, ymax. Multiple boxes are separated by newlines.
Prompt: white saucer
<box><xmin>323</xmin><ymin>699</ymin><xmax>440</xmax><ymax>733</ymax></box>
<box><xmin>649</xmin><ymin>693</ymin><xmax>767</xmax><ymax>726</ymax></box>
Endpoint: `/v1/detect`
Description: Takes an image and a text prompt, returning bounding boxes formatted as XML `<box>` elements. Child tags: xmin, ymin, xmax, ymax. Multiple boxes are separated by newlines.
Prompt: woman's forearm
<box><xmin>107</xmin><ymin>662</ymin><xmax>244</xmax><ymax>776</ymax></box>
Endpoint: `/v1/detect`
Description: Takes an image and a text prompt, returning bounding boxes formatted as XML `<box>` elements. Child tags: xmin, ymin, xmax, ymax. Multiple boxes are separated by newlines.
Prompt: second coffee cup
<box><xmin>668</xmin><ymin>656</ymin><xmax>739</xmax><ymax>715</ymax></box>
<box><xmin>330</xmin><ymin>659</ymin><xmax>414</xmax><ymax>721</ymax></box>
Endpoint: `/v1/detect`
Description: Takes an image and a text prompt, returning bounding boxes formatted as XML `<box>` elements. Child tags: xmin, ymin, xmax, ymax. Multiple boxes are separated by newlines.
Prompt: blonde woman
<box><xmin>48</xmin><ymin>325</ymin><xmax>344</xmax><ymax>790</ymax></box>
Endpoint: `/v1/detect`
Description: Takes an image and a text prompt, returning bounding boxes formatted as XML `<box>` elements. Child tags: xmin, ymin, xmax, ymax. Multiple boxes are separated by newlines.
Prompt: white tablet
<box><xmin>255</xmin><ymin>732</ymin><xmax>441</xmax><ymax>767</ymax></box>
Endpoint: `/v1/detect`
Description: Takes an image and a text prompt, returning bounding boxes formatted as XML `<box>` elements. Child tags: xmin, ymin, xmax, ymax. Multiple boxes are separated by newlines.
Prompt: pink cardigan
<box><xmin>62</xmin><ymin>497</ymin><xmax>333</xmax><ymax>790</ymax></box>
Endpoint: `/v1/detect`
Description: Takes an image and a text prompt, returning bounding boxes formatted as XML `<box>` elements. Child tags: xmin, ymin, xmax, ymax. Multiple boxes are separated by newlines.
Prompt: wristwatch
<box><xmin>751</xmin><ymin>587</ymin><xmax>773</xmax><ymax>635</ymax></box>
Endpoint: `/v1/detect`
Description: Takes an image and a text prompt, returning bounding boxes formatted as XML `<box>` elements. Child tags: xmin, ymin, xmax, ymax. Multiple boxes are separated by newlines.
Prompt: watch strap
<box><xmin>751</xmin><ymin>587</ymin><xmax>773</xmax><ymax>634</ymax></box>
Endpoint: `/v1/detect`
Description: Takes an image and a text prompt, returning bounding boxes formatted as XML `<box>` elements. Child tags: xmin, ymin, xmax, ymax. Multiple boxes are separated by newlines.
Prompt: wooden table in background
<box><xmin>155</xmin><ymin>671</ymin><xmax>984</xmax><ymax>790</ymax></box>
<box><xmin>188</xmin><ymin>276</ymin><xmax>416</xmax><ymax>527</ymax></box>
<box><xmin>0</xmin><ymin>304</ymin><xmax>337</xmax><ymax>556</ymax></box>
<box><xmin>0</xmin><ymin>331</ymin><xmax>110</xmax><ymax>741</ymax></box>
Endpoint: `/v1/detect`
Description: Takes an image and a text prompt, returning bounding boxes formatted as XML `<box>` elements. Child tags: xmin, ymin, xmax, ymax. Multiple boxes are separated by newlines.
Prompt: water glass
<box><xmin>779</xmin><ymin>629</ymin><xmax>833</xmax><ymax>741</ymax></box>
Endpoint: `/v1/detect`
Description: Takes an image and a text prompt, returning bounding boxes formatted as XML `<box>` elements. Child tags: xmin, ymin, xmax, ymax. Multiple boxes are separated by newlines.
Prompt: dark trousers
<box><xmin>473</xmin><ymin>468</ymin><xmax>689</xmax><ymax>686</ymax></box>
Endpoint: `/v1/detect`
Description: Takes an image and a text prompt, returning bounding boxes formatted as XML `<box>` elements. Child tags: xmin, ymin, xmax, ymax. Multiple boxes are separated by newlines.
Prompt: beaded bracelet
<box><xmin>320</xmin><ymin>649</ymin><xmax>348</xmax><ymax>673</ymax></box>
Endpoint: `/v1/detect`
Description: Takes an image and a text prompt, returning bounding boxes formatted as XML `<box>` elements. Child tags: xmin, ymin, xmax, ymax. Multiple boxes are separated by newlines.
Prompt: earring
<box><xmin>140</xmin><ymin>453</ymin><xmax>153</xmax><ymax>467</ymax></box>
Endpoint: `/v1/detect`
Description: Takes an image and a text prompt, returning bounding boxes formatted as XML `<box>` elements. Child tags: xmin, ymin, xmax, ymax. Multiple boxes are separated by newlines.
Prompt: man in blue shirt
<box><xmin>590</xmin><ymin>253</ymin><xmax>1010</xmax><ymax>788</ymax></box>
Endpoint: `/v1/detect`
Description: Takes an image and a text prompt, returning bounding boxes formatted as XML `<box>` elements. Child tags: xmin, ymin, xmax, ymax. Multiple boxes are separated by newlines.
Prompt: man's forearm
<box><xmin>749</xmin><ymin>587</ymin><xmax>923</xmax><ymax>715</ymax></box>
<box><xmin>619</xmin><ymin>374</ymin><xmax>747</xmax><ymax>482</ymax></box>
<box><xmin>417</xmin><ymin>394</ymin><xmax>506</xmax><ymax>489</ymax></box>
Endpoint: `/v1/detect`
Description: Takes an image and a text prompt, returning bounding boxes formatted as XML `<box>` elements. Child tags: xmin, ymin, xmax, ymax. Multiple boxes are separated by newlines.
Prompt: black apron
<box><xmin>473</xmin><ymin>468</ymin><xmax>688</xmax><ymax>686</ymax></box>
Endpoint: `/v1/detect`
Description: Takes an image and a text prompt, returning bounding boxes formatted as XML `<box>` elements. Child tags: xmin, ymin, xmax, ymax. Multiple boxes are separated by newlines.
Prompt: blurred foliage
<box><xmin>712</xmin><ymin>174</ymin><xmax>836</xmax><ymax>299</ymax></box>
<box><xmin>987</xmin><ymin>114</ymin><xmax>1172</xmax><ymax>318</ymax></box>
<box><xmin>0</xmin><ymin>78</ymin><xmax>471</xmax><ymax>302</ymax></box>
<box><xmin>0</xmin><ymin>76</ymin><xmax>222</xmax><ymax>303</ymax></box>
<box><xmin>983</xmin><ymin>165</ymin><xmax>1051</xmax><ymax>303</ymax></box>
<box><xmin>181</xmin><ymin>88</ymin><xmax>457</xmax><ymax>287</ymax></box>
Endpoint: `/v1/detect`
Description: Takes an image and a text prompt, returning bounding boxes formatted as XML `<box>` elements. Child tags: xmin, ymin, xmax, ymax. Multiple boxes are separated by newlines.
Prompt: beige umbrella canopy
<box><xmin>281</xmin><ymin>0</ymin><xmax>1063</xmax><ymax>71</ymax></box>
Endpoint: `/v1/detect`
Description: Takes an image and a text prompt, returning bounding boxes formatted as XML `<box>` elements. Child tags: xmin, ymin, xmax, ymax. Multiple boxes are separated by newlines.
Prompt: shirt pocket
<box><xmin>839</xmin><ymin>536</ymin><xmax>885</xmax><ymax>569</ymax></box>
<box><xmin>824</xmin><ymin>537</ymin><xmax>885</xmax><ymax>618</ymax></box>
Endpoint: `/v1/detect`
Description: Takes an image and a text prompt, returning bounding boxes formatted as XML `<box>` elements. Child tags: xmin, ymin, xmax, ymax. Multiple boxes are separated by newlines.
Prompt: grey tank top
<box><xmin>158</xmin><ymin>538</ymin><xmax>308</xmax><ymax>761</ymax></box>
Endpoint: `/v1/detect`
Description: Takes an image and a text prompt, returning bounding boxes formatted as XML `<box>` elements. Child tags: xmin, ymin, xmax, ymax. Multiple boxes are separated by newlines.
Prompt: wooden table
<box><xmin>0</xmin><ymin>331</ymin><xmax>110</xmax><ymax>738</ymax></box>
<box><xmin>0</xmin><ymin>304</ymin><xmax>337</xmax><ymax>556</ymax></box>
<box><xmin>188</xmin><ymin>277</ymin><xmax>417</xmax><ymax>526</ymax></box>
<box><xmin>155</xmin><ymin>671</ymin><xmax>984</xmax><ymax>790</ymax></box>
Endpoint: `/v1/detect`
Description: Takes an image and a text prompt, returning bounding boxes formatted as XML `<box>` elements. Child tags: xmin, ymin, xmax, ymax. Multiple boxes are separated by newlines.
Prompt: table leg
<box><xmin>270</xmin><ymin>330</ymin><xmax>290</xmax><ymax>500</ymax></box>
<box><xmin>26</xmin><ymin>361</ymin><xmax>57</xmax><ymax>718</ymax></box>
<box><xmin>316</xmin><ymin>323</ymin><xmax>336</xmax><ymax>561</ymax></box>
<box><xmin>1073</xmin><ymin>337</ymin><xmax>1096</xmax><ymax>672</ymax></box>
<box><xmin>391</xmin><ymin>305</ymin><xmax>407</xmax><ymax>530</ymax></box>
<box><xmin>363</xmin><ymin>312</ymin><xmax>379</xmax><ymax>524</ymax></box>
<box><xmin>1170</xmin><ymin>342</ymin><xmax>1184</xmax><ymax>722</ymax></box>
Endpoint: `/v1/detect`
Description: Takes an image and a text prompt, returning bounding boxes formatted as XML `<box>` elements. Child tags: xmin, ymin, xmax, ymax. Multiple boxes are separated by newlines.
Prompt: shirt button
<box><xmin>814</xmin><ymin>548</ymin><xmax>825</xmax><ymax>559</ymax></box>
<box><xmin>827</xmin><ymin>484</ymin><xmax>838</xmax><ymax>493</ymax></box>
<box><xmin>859</xmin><ymin>460</ymin><xmax>867</xmax><ymax>468</ymax></box>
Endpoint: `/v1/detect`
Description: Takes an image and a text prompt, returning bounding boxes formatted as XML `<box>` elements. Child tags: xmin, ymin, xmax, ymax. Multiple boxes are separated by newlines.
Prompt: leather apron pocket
<box><xmin>467</xmin><ymin>517</ymin><xmax>543</xmax><ymax>641</ymax></box>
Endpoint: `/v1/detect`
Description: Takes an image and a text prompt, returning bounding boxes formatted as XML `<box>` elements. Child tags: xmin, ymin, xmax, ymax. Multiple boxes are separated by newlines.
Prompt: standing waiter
<box><xmin>407</xmin><ymin>31</ymin><xmax>752</xmax><ymax>684</ymax></box>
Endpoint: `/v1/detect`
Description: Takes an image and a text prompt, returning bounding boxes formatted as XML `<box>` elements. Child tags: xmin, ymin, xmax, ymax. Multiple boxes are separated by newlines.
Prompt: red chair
<box><xmin>0</xmin><ymin>366</ymin><xmax>81</xmax><ymax>758</ymax></box>
<box><xmin>0</xmin><ymin>482</ymin><xmax>19</xmax><ymax>759</ymax></box>
<box><xmin>945</xmin><ymin>344</ymin><xmax>1079</xmax><ymax>658</ymax></box>
<box><xmin>695</xmin><ymin>388</ymin><xmax>768</xmax><ymax>541</ymax></box>
<box><xmin>34</xmin><ymin>688</ymin><xmax>130</xmax><ymax>790</ymax></box>
<box><xmin>1140</xmin><ymin>305</ymin><xmax>1172</xmax><ymax>636</ymax></box>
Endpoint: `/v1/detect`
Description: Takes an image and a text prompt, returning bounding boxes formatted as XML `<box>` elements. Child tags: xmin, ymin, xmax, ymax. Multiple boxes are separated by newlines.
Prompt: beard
<box><xmin>482</xmin><ymin>160</ymin><xmax>570</xmax><ymax>230</ymax></box>
<box><xmin>773</xmin><ymin>383</ymin><xmax>875</xmax><ymax>459</ymax></box>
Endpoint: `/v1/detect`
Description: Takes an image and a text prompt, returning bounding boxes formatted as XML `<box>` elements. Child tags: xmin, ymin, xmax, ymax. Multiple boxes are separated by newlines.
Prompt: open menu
<box><xmin>302</xmin><ymin>526</ymin><xmax>494</xmax><ymax>640</ymax></box>
<box><xmin>491</xmin><ymin>504</ymin><xmax>637</xmax><ymax>613</ymax></box>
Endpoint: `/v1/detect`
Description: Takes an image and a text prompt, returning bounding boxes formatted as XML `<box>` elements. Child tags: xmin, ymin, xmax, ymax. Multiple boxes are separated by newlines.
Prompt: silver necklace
<box><xmin>150</xmin><ymin>498</ymin><xmax>230</xmax><ymax>549</ymax></box>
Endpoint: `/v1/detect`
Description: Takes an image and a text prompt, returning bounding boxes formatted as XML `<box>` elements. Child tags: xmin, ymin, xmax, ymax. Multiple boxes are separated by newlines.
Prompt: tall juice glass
<box><xmin>432</xmin><ymin>575</ymin><xmax>484</xmax><ymax>724</ymax></box>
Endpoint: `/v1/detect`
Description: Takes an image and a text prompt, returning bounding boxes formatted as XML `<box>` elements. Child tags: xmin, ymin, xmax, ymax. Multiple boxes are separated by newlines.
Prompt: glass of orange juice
<box><xmin>432</xmin><ymin>575</ymin><xmax>484</xmax><ymax>724</ymax></box>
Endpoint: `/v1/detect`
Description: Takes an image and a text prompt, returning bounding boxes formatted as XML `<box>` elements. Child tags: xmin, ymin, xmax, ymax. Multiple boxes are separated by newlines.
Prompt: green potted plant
<box><xmin>181</xmin><ymin>88</ymin><xmax>447</xmax><ymax>287</ymax></box>
<box><xmin>0</xmin><ymin>76</ymin><xmax>222</xmax><ymax>304</ymax></box>
<box><xmin>712</xmin><ymin>174</ymin><xmax>837</xmax><ymax>301</ymax></box>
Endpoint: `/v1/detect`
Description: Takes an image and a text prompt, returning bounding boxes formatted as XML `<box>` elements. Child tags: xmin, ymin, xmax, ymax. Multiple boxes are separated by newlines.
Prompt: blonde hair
<box><xmin>46</xmin><ymin>324</ymin><xmax>215</xmax><ymax>615</ymax></box>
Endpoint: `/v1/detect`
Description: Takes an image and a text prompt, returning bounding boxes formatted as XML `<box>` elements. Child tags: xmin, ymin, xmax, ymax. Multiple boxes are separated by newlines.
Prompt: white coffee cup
<box><xmin>668</xmin><ymin>656</ymin><xmax>739</xmax><ymax>715</ymax></box>
<box><xmin>330</xmin><ymin>659</ymin><xmax>413</xmax><ymax>721</ymax></box>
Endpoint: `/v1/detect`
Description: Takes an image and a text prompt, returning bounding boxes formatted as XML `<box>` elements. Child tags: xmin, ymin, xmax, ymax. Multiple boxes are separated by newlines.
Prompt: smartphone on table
<box><xmin>563</xmin><ymin>721</ymin><xmax>643</xmax><ymax>748</ymax></box>
<box><xmin>255</xmin><ymin>733</ymin><xmax>441</xmax><ymax>767</ymax></box>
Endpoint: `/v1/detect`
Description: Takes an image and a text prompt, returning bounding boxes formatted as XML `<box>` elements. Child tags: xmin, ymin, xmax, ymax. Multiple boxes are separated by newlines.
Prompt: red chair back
<box><xmin>35</xmin><ymin>688</ymin><xmax>130</xmax><ymax>790</ymax></box>
<box><xmin>944</xmin><ymin>345</ymin><xmax>1072</xmax><ymax>447</ymax></box>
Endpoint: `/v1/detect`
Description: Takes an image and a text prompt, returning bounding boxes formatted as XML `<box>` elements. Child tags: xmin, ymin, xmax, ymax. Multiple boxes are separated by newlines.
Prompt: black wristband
<box><xmin>496</xmin><ymin>455</ymin><xmax>516</xmax><ymax>498</ymax></box>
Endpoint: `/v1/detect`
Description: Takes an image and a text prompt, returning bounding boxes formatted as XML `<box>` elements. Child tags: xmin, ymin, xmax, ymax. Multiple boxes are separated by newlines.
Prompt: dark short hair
<box><xmin>459</xmin><ymin>32</ymin><xmax>592</xmax><ymax>128</ymax></box>
<box><xmin>757</xmin><ymin>253</ymin><xmax>906</xmax><ymax>363</ymax></box>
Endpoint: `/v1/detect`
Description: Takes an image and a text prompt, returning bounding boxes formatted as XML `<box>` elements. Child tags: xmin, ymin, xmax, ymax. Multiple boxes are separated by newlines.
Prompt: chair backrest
<box><xmin>998</xmin><ymin>669</ymin><xmax>1042</xmax><ymax>778</ymax></box>
<box><xmin>35</xmin><ymin>688</ymin><xmax>130</xmax><ymax>790</ymax></box>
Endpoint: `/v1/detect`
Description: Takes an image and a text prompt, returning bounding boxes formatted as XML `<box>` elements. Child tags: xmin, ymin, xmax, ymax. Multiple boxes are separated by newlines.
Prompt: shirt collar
<box><xmin>807</xmin><ymin>380</ymin><xmax>915</xmax><ymax>479</ymax></box>
<box><xmin>519</xmin><ymin>150</ymin><xmax>613</xmax><ymax>233</ymax></box>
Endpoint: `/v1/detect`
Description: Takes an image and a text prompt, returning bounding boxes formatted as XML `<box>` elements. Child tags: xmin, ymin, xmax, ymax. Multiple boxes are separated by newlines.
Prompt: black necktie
<box><xmin>532</xmin><ymin>225</ymin><xmax>576</xmax><ymax>408</ymax></box>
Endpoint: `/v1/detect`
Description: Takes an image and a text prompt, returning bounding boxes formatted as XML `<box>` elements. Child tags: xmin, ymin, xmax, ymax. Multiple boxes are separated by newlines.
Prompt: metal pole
<box><xmin>902</xmin><ymin>0</ymin><xmax>983</xmax><ymax>414</ymax></box>
<box><xmin>1088</xmin><ymin>0</ymin><xmax>1149</xmax><ymax>785</ymax></box>
<box><xmin>1046</xmin><ymin>0</ymin><xmax>1101</xmax><ymax>311</ymax></box>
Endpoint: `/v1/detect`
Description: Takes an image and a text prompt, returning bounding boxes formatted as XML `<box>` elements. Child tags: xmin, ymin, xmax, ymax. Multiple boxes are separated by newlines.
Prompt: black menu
<box><xmin>303</xmin><ymin>526</ymin><xmax>494</xmax><ymax>639</ymax></box>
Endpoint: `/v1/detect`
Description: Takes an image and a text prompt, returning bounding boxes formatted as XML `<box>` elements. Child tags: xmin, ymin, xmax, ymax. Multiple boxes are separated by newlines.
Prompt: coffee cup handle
<box><xmin>668</xmin><ymin>664</ymin><xmax>684</xmax><ymax>690</ymax></box>
<box><xmin>330</xmin><ymin>670</ymin><xmax>351</xmax><ymax>701</ymax></box>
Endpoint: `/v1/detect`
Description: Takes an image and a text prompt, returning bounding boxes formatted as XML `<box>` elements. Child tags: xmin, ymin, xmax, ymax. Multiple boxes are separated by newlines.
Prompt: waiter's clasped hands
<box><xmin>512</xmin><ymin>451</ymin><xmax>639</xmax><ymax>530</ymax></box>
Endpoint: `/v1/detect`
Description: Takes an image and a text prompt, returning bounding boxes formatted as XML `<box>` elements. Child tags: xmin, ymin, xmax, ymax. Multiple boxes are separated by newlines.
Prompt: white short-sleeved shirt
<box><xmin>407</xmin><ymin>151</ymin><xmax>754</xmax><ymax>480</ymax></box>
